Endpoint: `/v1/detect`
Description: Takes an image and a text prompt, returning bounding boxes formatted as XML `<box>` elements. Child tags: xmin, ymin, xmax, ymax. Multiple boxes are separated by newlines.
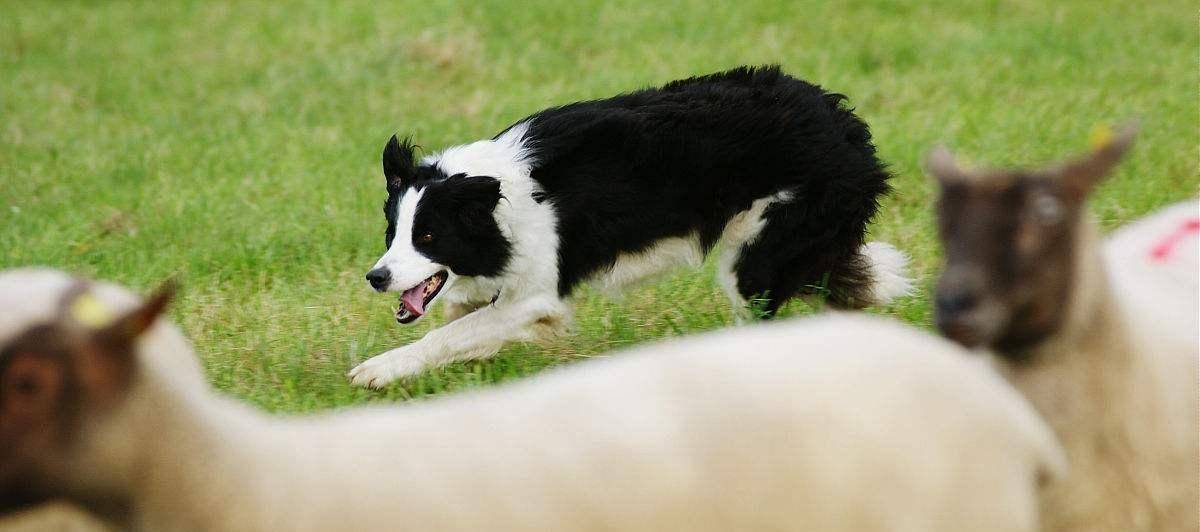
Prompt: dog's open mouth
<box><xmin>395</xmin><ymin>271</ymin><xmax>448</xmax><ymax>324</ymax></box>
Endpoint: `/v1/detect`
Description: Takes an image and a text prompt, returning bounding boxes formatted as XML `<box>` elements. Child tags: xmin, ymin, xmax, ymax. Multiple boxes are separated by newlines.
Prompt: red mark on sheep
<box><xmin>1149</xmin><ymin>218</ymin><xmax>1200</xmax><ymax>262</ymax></box>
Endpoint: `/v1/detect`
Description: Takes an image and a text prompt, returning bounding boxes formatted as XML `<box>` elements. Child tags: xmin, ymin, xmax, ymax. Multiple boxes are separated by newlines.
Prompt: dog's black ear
<box><xmin>455</xmin><ymin>176</ymin><xmax>503</xmax><ymax>209</ymax></box>
<box><xmin>382</xmin><ymin>135</ymin><xmax>416</xmax><ymax>190</ymax></box>
<box><xmin>454</xmin><ymin>176</ymin><xmax>504</xmax><ymax>234</ymax></box>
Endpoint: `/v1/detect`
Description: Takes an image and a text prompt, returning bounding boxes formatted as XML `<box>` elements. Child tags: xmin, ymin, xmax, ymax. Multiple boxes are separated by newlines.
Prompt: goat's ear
<box><xmin>0</xmin><ymin>352</ymin><xmax>65</xmax><ymax>425</ymax></box>
<box><xmin>924</xmin><ymin>145</ymin><xmax>968</xmax><ymax>185</ymax></box>
<box><xmin>1057</xmin><ymin>122</ymin><xmax>1137</xmax><ymax>201</ymax></box>
<box><xmin>72</xmin><ymin>282</ymin><xmax>175</xmax><ymax>404</ymax></box>
<box><xmin>95</xmin><ymin>282</ymin><xmax>175</xmax><ymax>349</ymax></box>
<box><xmin>382</xmin><ymin>135</ymin><xmax>417</xmax><ymax>190</ymax></box>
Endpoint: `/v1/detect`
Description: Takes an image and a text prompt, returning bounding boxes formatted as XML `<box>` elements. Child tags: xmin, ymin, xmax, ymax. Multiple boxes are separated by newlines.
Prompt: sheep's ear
<box><xmin>1056</xmin><ymin>122</ymin><xmax>1137</xmax><ymax>201</ymax></box>
<box><xmin>95</xmin><ymin>281</ymin><xmax>175</xmax><ymax>349</ymax></box>
<box><xmin>382</xmin><ymin>134</ymin><xmax>417</xmax><ymax>190</ymax></box>
<box><xmin>76</xmin><ymin>282</ymin><xmax>175</xmax><ymax>404</ymax></box>
<box><xmin>925</xmin><ymin>145</ymin><xmax>969</xmax><ymax>185</ymax></box>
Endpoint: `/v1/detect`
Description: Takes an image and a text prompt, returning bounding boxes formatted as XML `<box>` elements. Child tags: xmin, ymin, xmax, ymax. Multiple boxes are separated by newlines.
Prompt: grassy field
<box><xmin>1</xmin><ymin>0</ymin><xmax>1196</xmax><ymax>411</ymax></box>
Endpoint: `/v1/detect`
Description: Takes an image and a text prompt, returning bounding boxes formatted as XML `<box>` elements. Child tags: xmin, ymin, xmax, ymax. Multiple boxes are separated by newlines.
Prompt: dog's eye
<box><xmin>417</xmin><ymin>233</ymin><xmax>434</xmax><ymax>244</ymax></box>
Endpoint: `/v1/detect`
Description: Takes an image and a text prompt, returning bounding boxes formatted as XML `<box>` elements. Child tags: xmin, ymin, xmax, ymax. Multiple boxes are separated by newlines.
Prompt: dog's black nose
<box><xmin>935</xmin><ymin>290</ymin><xmax>977</xmax><ymax>318</ymax></box>
<box><xmin>365</xmin><ymin>268</ymin><xmax>391</xmax><ymax>291</ymax></box>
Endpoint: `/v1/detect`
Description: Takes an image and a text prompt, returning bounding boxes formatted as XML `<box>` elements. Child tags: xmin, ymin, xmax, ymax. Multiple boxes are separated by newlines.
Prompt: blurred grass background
<box><xmin>1</xmin><ymin>0</ymin><xmax>1196</xmax><ymax>410</ymax></box>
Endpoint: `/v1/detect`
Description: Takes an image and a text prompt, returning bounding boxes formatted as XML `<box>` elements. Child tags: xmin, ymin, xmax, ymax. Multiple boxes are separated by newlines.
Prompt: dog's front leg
<box><xmin>347</xmin><ymin>297</ymin><xmax>566</xmax><ymax>388</ymax></box>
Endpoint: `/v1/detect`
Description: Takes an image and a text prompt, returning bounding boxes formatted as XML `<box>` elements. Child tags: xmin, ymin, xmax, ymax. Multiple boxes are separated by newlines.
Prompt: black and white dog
<box><xmin>350</xmin><ymin>66</ymin><xmax>911</xmax><ymax>388</ymax></box>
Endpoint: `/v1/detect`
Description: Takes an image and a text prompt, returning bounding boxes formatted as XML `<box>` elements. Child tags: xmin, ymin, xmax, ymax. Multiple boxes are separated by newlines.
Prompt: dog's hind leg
<box><xmin>715</xmin><ymin>193</ymin><xmax>788</xmax><ymax>322</ymax></box>
<box><xmin>724</xmin><ymin>194</ymin><xmax>886</xmax><ymax>316</ymax></box>
<box><xmin>716</xmin><ymin>242</ymin><xmax>756</xmax><ymax>323</ymax></box>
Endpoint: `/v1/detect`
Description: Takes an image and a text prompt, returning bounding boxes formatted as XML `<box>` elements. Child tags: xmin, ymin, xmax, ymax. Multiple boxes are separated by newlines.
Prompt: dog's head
<box><xmin>366</xmin><ymin>136</ymin><xmax>512</xmax><ymax>324</ymax></box>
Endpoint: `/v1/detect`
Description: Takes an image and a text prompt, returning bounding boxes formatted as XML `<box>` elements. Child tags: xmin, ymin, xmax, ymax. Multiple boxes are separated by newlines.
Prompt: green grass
<box><xmin>1</xmin><ymin>0</ymin><xmax>1196</xmax><ymax>411</ymax></box>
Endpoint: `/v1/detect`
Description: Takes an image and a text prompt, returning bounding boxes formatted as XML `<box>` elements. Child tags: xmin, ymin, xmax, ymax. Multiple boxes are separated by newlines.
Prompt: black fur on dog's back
<box><xmin>508</xmin><ymin>65</ymin><xmax>892</xmax><ymax>305</ymax></box>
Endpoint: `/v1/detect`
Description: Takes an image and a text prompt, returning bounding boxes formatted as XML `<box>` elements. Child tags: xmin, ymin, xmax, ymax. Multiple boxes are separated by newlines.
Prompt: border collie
<box><xmin>350</xmin><ymin>65</ymin><xmax>911</xmax><ymax>388</ymax></box>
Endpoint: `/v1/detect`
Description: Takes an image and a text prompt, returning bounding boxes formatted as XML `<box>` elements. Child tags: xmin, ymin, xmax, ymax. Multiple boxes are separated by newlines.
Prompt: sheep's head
<box><xmin>928</xmin><ymin>124</ymin><xmax>1136</xmax><ymax>355</ymax></box>
<box><xmin>0</xmin><ymin>282</ymin><xmax>173</xmax><ymax>515</ymax></box>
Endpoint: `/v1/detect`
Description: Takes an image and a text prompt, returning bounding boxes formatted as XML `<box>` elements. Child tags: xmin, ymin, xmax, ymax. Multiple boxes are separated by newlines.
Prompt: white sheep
<box><xmin>928</xmin><ymin>126</ymin><xmax>1199</xmax><ymax>532</ymax></box>
<box><xmin>0</xmin><ymin>268</ymin><xmax>1063</xmax><ymax>532</ymax></box>
<box><xmin>1104</xmin><ymin>199</ymin><xmax>1199</xmax><ymax>359</ymax></box>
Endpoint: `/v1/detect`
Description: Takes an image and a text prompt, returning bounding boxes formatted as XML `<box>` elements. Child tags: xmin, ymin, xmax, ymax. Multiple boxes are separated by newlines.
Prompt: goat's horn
<box><xmin>924</xmin><ymin>144</ymin><xmax>965</xmax><ymax>182</ymax></box>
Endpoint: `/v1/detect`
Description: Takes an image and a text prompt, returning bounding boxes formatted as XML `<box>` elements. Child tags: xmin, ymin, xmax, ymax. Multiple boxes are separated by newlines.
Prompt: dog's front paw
<box><xmin>347</xmin><ymin>349</ymin><xmax>428</xmax><ymax>389</ymax></box>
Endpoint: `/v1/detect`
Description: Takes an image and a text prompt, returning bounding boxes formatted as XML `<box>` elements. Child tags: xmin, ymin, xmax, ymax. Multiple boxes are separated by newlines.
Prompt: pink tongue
<box><xmin>401</xmin><ymin>281</ymin><xmax>429</xmax><ymax>316</ymax></box>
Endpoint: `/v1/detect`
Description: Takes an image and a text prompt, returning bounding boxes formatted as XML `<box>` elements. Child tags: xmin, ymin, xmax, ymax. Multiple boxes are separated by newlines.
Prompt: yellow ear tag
<box><xmin>1089</xmin><ymin>123</ymin><xmax>1115</xmax><ymax>151</ymax></box>
<box><xmin>70</xmin><ymin>293</ymin><xmax>114</xmax><ymax>328</ymax></box>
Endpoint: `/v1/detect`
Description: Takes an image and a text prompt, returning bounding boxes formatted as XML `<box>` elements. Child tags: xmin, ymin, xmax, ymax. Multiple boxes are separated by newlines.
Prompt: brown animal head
<box><xmin>0</xmin><ymin>282</ymin><xmax>173</xmax><ymax>515</ymax></box>
<box><xmin>928</xmin><ymin>124</ymin><xmax>1136</xmax><ymax>355</ymax></box>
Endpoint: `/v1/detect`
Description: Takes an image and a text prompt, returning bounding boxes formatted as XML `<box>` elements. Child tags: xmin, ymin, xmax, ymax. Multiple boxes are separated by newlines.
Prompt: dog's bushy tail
<box><xmin>859</xmin><ymin>241</ymin><xmax>913</xmax><ymax>306</ymax></box>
